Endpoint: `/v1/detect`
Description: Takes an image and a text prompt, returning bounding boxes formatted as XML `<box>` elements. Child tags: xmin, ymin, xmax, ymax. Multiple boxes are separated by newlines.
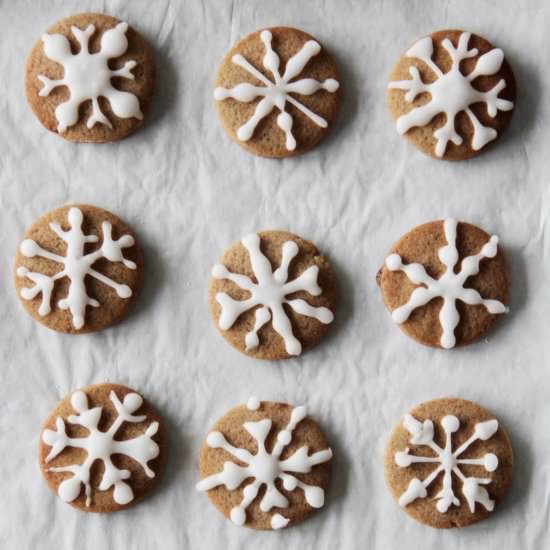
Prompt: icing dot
<box><xmin>206</xmin><ymin>431</ymin><xmax>225</xmax><ymax>448</ymax></box>
<box><xmin>271</xmin><ymin>513</ymin><xmax>290</xmax><ymax>529</ymax></box>
<box><xmin>246</xmin><ymin>396</ymin><xmax>260</xmax><ymax>411</ymax></box>
<box><xmin>385</xmin><ymin>253</ymin><xmax>402</xmax><ymax>271</ymax></box>
<box><xmin>230</xmin><ymin>506</ymin><xmax>246</xmax><ymax>526</ymax></box>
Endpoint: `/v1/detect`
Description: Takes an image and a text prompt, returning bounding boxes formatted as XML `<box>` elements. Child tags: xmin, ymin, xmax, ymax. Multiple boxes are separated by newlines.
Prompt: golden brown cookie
<box><xmin>39</xmin><ymin>383</ymin><xmax>164</xmax><ymax>513</ymax></box>
<box><xmin>378</xmin><ymin>219</ymin><xmax>509</xmax><ymax>348</ymax></box>
<box><xmin>25</xmin><ymin>13</ymin><xmax>154</xmax><ymax>142</ymax></box>
<box><xmin>196</xmin><ymin>397</ymin><xmax>332</xmax><ymax>530</ymax></box>
<box><xmin>385</xmin><ymin>397</ymin><xmax>513</xmax><ymax>528</ymax></box>
<box><xmin>387</xmin><ymin>29</ymin><xmax>515</xmax><ymax>160</ymax></box>
<box><xmin>14</xmin><ymin>204</ymin><xmax>143</xmax><ymax>334</ymax></box>
<box><xmin>213</xmin><ymin>27</ymin><xmax>341</xmax><ymax>158</ymax></box>
<box><xmin>208</xmin><ymin>230</ymin><xmax>336</xmax><ymax>360</ymax></box>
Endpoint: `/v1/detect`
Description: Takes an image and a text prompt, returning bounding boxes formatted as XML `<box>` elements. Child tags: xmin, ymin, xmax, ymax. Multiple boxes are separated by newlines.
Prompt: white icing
<box><xmin>388</xmin><ymin>31</ymin><xmax>514</xmax><ymax>157</ymax></box>
<box><xmin>17</xmin><ymin>206</ymin><xmax>136</xmax><ymax>329</ymax></box>
<box><xmin>38</xmin><ymin>22</ymin><xmax>143</xmax><ymax>133</ymax></box>
<box><xmin>247</xmin><ymin>396</ymin><xmax>260</xmax><ymax>411</ymax></box>
<box><xmin>385</xmin><ymin>219</ymin><xmax>508</xmax><ymax>349</ymax></box>
<box><xmin>214</xmin><ymin>29</ymin><xmax>339</xmax><ymax>150</ymax></box>
<box><xmin>395</xmin><ymin>413</ymin><xmax>499</xmax><ymax>513</ymax></box>
<box><xmin>196</xmin><ymin>399</ymin><xmax>332</xmax><ymax>529</ymax></box>
<box><xmin>42</xmin><ymin>389</ymin><xmax>159</xmax><ymax>507</ymax></box>
<box><xmin>271</xmin><ymin>513</ymin><xmax>290</xmax><ymax>529</ymax></box>
<box><xmin>212</xmin><ymin>233</ymin><xmax>334</xmax><ymax>356</ymax></box>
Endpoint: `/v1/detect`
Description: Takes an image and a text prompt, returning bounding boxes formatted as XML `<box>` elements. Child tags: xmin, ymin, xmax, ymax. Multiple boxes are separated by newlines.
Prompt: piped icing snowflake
<box><xmin>17</xmin><ymin>206</ymin><xmax>136</xmax><ymax>329</ymax></box>
<box><xmin>212</xmin><ymin>233</ymin><xmax>334</xmax><ymax>356</ymax></box>
<box><xmin>38</xmin><ymin>21</ymin><xmax>143</xmax><ymax>132</ymax></box>
<box><xmin>385</xmin><ymin>219</ymin><xmax>508</xmax><ymax>349</ymax></box>
<box><xmin>395</xmin><ymin>413</ymin><xmax>499</xmax><ymax>513</ymax></box>
<box><xmin>388</xmin><ymin>31</ymin><xmax>514</xmax><ymax>157</ymax></box>
<box><xmin>196</xmin><ymin>398</ymin><xmax>332</xmax><ymax>529</ymax></box>
<box><xmin>214</xmin><ymin>29</ymin><xmax>339</xmax><ymax>150</ymax></box>
<box><xmin>42</xmin><ymin>389</ymin><xmax>159</xmax><ymax>507</ymax></box>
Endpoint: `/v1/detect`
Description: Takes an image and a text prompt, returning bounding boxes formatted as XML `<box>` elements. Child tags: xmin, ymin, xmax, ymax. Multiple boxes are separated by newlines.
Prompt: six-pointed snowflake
<box><xmin>385</xmin><ymin>219</ymin><xmax>508</xmax><ymax>349</ymax></box>
<box><xmin>17</xmin><ymin>206</ymin><xmax>136</xmax><ymax>329</ymax></box>
<box><xmin>395</xmin><ymin>413</ymin><xmax>499</xmax><ymax>513</ymax></box>
<box><xmin>214</xmin><ymin>29</ymin><xmax>340</xmax><ymax>150</ymax></box>
<box><xmin>212</xmin><ymin>233</ymin><xmax>334</xmax><ymax>356</ymax></box>
<box><xmin>388</xmin><ymin>31</ymin><xmax>514</xmax><ymax>157</ymax></box>
<box><xmin>196</xmin><ymin>400</ymin><xmax>332</xmax><ymax>529</ymax></box>
<box><xmin>38</xmin><ymin>22</ymin><xmax>143</xmax><ymax>132</ymax></box>
<box><xmin>42</xmin><ymin>389</ymin><xmax>159</xmax><ymax>506</ymax></box>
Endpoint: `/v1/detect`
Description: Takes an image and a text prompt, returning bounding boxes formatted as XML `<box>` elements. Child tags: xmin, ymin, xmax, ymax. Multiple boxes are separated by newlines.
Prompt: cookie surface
<box><xmin>39</xmin><ymin>383</ymin><xmax>164</xmax><ymax>512</ymax></box>
<box><xmin>14</xmin><ymin>204</ymin><xmax>143</xmax><ymax>333</ymax></box>
<box><xmin>378</xmin><ymin>219</ymin><xmax>509</xmax><ymax>348</ymax></box>
<box><xmin>387</xmin><ymin>29</ymin><xmax>515</xmax><ymax>160</ymax></box>
<box><xmin>208</xmin><ymin>230</ymin><xmax>336</xmax><ymax>360</ymax></box>
<box><xmin>25</xmin><ymin>12</ymin><xmax>154</xmax><ymax>142</ymax></box>
<box><xmin>385</xmin><ymin>397</ymin><xmax>513</xmax><ymax>528</ymax></box>
<box><xmin>197</xmin><ymin>397</ymin><xmax>332</xmax><ymax>530</ymax></box>
<box><xmin>214</xmin><ymin>27</ymin><xmax>341</xmax><ymax>158</ymax></box>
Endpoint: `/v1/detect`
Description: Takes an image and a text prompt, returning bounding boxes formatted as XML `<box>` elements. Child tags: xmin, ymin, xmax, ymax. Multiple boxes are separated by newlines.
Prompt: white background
<box><xmin>0</xmin><ymin>0</ymin><xmax>548</xmax><ymax>548</ymax></box>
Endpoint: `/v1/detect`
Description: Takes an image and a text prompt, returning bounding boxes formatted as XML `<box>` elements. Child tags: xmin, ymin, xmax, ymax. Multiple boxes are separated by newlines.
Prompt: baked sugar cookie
<box><xmin>385</xmin><ymin>398</ymin><xmax>513</xmax><ymax>528</ymax></box>
<box><xmin>39</xmin><ymin>384</ymin><xmax>164</xmax><ymax>512</ymax></box>
<box><xmin>213</xmin><ymin>27</ymin><xmax>341</xmax><ymax>157</ymax></box>
<box><xmin>387</xmin><ymin>29</ymin><xmax>515</xmax><ymax>160</ymax></box>
<box><xmin>196</xmin><ymin>397</ymin><xmax>332</xmax><ymax>530</ymax></box>
<box><xmin>14</xmin><ymin>204</ymin><xmax>143</xmax><ymax>333</ymax></box>
<box><xmin>25</xmin><ymin>13</ymin><xmax>154</xmax><ymax>142</ymax></box>
<box><xmin>378</xmin><ymin>219</ymin><xmax>509</xmax><ymax>348</ymax></box>
<box><xmin>208</xmin><ymin>231</ymin><xmax>336</xmax><ymax>359</ymax></box>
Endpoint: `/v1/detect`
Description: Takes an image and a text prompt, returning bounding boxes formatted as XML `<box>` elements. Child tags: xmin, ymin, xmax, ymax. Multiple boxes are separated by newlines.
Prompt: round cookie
<box><xmin>378</xmin><ymin>219</ymin><xmax>509</xmax><ymax>349</ymax></box>
<box><xmin>208</xmin><ymin>230</ymin><xmax>336</xmax><ymax>360</ymax></box>
<box><xmin>384</xmin><ymin>397</ymin><xmax>513</xmax><ymax>528</ymax></box>
<box><xmin>213</xmin><ymin>27</ymin><xmax>341</xmax><ymax>158</ymax></box>
<box><xmin>25</xmin><ymin>13</ymin><xmax>154</xmax><ymax>142</ymax></box>
<box><xmin>14</xmin><ymin>204</ymin><xmax>143</xmax><ymax>334</ymax></box>
<box><xmin>196</xmin><ymin>397</ymin><xmax>333</xmax><ymax>530</ymax></box>
<box><xmin>39</xmin><ymin>383</ymin><xmax>164</xmax><ymax>512</ymax></box>
<box><xmin>387</xmin><ymin>29</ymin><xmax>516</xmax><ymax>160</ymax></box>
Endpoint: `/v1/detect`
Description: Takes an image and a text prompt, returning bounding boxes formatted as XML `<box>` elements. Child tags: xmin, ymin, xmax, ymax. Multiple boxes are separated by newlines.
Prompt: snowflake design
<box><xmin>395</xmin><ymin>413</ymin><xmax>500</xmax><ymax>513</ymax></box>
<box><xmin>196</xmin><ymin>399</ymin><xmax>332</xmax><ymax>529</ymax></box>
<box><xmin>388</xmin><ymin>31</ymin><xmax>514</xmax><ymax>157</ymax></box>
<box><xmin>17</xmin><ymin>206</ymin><xmax>136</xmax><ymax>330</ymax></box>
<box><xmin>38</xmin><ymin>22</ymin><xmax>143</xmax><ymax>132</ymax></box>
<box><xmin>385</xmin><ymin>219</ymin><xmax>508</xmax><ymax>349</ymax></box>
<box><xmin>214</xmin><ymin>29</ymin><xmax>339</xmax><ymax>150</ymax></box>
<box><xmin>212</xmin><ymin>233</ymin><xmax>334</xmax><ymax>356</ymax></box>
<box><xmin>42</xmin><ymin>389</ymin><xmax>159</xmax><ymax>507</ymax></box>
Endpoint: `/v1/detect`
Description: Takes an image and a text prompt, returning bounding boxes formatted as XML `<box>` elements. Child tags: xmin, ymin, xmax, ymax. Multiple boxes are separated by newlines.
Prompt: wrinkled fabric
<box><xmin>0</xmin><ymin>0</ymin><xmax>548</xmax><ymax>548</ymax></box>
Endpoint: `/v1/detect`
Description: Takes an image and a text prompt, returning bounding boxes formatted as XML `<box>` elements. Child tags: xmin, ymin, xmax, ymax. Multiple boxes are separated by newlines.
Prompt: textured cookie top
<box><xmin>208</xmin><ymin>230</ymin><xmax>336</xmax><ymax>360</ymax></box>
<box><xmin>25</xmin><ymin>12</ymin><xmax>154</xmax><ymax>142</ymax></box>
<box><xmin>387</xmin><ymin>29</ymin><xmax>515</xmax><ymax>160</ymax></box>
<box><xmin>378</xmin><ymin>219</ymin><xmax>509</xmax><ymax>348</ymax></box>
<box><xmin>39</xmin><ymin>383</ymin><xmax>164</xmax><ymax>513</ymax></box>
<box><xmin>14</xmin><ymin>204</ymin><xmax>143</xmax><ymax>333</ymax></box>
<box><xmin>197</xmin><ymin>398</ymin><xmax>332</xmax><ymax>530</ymax></box>
<box><xmin>214</xmin><ymin>27</ymin><xmax>341</xmax><ymax>157</ymax></box>
<box><xmin>385</xmin><ymin>397</ymin><xmax>513</xmax><ymax>528</ymax></box>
